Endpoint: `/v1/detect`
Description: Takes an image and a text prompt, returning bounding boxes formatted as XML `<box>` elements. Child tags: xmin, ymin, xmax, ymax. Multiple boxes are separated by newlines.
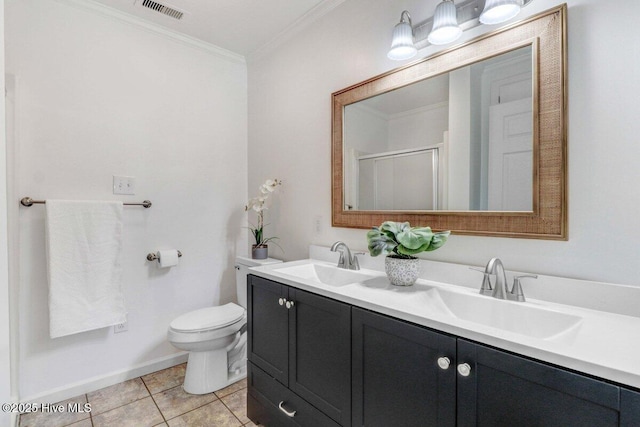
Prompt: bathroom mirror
<box><xmin>344</xmin><ymin>45</ymin><xmax>533</xmax><ymax>212</ymax></box>
<box><xmin>332</xmin><ymin>5</ymin><xmax>567</xmax><ymax>239</ymax></box>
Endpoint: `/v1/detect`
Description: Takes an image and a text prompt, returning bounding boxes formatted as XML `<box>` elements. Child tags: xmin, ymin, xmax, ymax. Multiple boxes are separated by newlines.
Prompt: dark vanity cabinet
<box><xmin>247</xmin><ymin>275</ymin><xmax>351</xmax><ymax>426</ymax></box>
<box><xmin>248</xmin><ymin>275</ymin><xmax>640</xmax><ymax>427</ymax></box>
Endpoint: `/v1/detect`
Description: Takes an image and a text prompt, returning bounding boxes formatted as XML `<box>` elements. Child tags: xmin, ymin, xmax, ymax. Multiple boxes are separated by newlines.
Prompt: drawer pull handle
<box><xmin>278</xmin><ymin>298</ymin><xmax>285</xmax><ymax>306</ymax></box>
<box><xmin>457</xmin><ymin>363</ymin><xmax>472</xmax><ymax>377</ymax></box>
<box><xmin>285</xmin><ymin>300</ymin><xmax>295</xmax><ymax>309</ymax></box>
<box><xmin>437</xmin><ymin>357</ymin><xmax>451</xmax><ymax>370</ymax></box>
<box><xmin>278</xmin><ymin>401</ymin><xmax>297</xmax><ymax>417</ymax></box>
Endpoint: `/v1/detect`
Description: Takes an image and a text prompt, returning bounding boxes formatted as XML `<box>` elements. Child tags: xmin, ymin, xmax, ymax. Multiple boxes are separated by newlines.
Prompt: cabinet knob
<box><xmin>278</xmin><ymin>401</ymin><xmax>297</xmax><ymax>417</ymax></box>
<box><xmin>285</xmin><ymin>300</ymin><xmax>295</xmax><ymax>309</ymax></box>
<box><xmin>278</xmin><ymin>298</ymin><xmax>285</xmax><ymax>306</ymax></box>
<box><xmin>457</xmin><ymin>363</ymin><xmax>472</xmax><ymax>377</ymax></box>
<box><xmin>437</xmin><ymin>357</ymin><xmax>451</xmax><ymax>370</ymax></box>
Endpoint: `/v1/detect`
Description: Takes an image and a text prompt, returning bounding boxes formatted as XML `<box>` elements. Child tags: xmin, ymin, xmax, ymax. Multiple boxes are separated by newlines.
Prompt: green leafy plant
<box><xmin>245</xmin><ymin>178</ymin><xmax>282</xmax><ymax>248</ymax></box>
<box><xmin>367</xmin><ymin>221</ymin><xmax>450</xmax><ymax>259</ymax></box>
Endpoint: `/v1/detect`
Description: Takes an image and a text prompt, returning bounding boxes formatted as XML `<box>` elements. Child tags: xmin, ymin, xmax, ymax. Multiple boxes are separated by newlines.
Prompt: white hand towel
<box><xmin>45</xmin><ymin>200</ymin><xmax>126</xmax><ymax>338</ymax></box>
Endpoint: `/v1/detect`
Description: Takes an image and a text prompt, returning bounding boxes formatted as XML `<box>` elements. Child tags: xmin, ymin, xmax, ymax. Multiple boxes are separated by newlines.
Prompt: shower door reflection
<box><xmin>353</xmin><ymin>146</ymin><xmax>441</xmax><ymax>211</ymax></box>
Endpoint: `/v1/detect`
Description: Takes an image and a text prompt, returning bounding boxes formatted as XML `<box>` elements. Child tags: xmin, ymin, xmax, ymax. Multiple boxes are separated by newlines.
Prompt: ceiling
<box><xmin>92</xmin><ymin>0</ymin><xmax>336</xmax><ymax>57</ymax></box>
<box><xmin>359</xmin><ymin>74</ymin><xmax>449</xmax><ymax>116</ymax></box>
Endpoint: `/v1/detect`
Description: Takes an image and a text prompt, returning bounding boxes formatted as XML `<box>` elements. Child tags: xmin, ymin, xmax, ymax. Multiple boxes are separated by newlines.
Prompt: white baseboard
<box><xmin>20</xmin><ymin>352</ymin><xmax>188</xmax><ymax>405</ymax></box>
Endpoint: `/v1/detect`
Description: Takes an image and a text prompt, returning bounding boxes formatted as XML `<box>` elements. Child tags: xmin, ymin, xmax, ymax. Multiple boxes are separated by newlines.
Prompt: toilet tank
<box><xmin>235</xmin><ymin>256</ymin><xmax>282</xmax><ymax>308</ymax></box>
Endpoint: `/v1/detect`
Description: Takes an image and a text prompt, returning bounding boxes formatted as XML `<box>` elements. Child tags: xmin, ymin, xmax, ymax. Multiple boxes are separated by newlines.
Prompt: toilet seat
<box><xmin>168</xmin><ymin>316</ymin><xmax>246</xmax><ymax>345</ymax></box>
<box><xmin>170</xmin><ymin>303</ymin><xmax>245</xmax><ymax>333</ymax></box>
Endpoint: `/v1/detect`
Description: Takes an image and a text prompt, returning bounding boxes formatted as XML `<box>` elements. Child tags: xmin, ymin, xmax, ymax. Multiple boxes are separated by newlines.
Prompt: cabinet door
<box><xmin>247</xmin><ymin>275</ymin><xmax>289</xmax><ymax>385</ymax></box>
<box><xmin>289</xmin><ymin>288</ymin><xmax>351</xmax><ymax>426</ymax></box>
<box><xmin>621</xmin><ymin>388</ymin><xmax>640</xmax><ymax>427</ymax></box>
<box><xmin>352</xmin><ymin>308</ymin><xmax>456</xmax><ymax>427</ymax></box>
<box><xmin>457</xmin><ymin>339</ymin><xmax>621</xmax><ymax>427</ymax></box>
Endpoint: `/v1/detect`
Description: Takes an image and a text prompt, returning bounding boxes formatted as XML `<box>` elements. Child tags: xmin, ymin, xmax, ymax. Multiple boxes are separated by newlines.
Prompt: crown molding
<box><xmin>388</xmin><ymin>101</ymin><xmax>449</xmax><ymax>121</ymax></box>
<box><xmin>53</xmin><ymin>0</ymin><xmax>246</xmax><ymax>65</ymax></box>
<box><xmin>350</xmin><ymin>100</ymin><xmax>449</xmax><ymax>122</ymax></box>
<box><xmin>246</xmin><ymin>0</ymin><xmax>348</xmax><ymax>63</ymax></box>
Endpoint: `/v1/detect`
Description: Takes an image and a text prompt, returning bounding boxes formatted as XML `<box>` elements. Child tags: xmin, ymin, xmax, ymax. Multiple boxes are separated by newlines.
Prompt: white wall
<box><xmin>344</xmin><ymin>105</ymin><xmax>387</xmax><ymax>154</ymax></box>
<box><xmin>247</xmin><ymin>0</ymin><xmax>640</xmax><ymax>287</ymax></box>
<box><xmin>447</xmin><ymin>67</ymin><xmax>471</xmax><ymax>210</ymax></box>
<box><xmin>387</xmin><ymin>104</ymin><xmax>448</xmax><ymax>151</ymax></box>
<box><xmin>6</xmin><ymin>0</ymin><xmax>247</xmax><ymax>400</ymax></box>
<box><xmin>0</xmin><ymin>0</ymin><xmax>15</xmax><ymax>424</ymax></box>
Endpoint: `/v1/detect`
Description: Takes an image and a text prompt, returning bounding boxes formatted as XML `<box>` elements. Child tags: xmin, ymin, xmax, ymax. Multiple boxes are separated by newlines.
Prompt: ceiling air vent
<box><xmin>140</xmin><ymin>0</ymin><xmax>184</xmax><ymax>20</ymax></box>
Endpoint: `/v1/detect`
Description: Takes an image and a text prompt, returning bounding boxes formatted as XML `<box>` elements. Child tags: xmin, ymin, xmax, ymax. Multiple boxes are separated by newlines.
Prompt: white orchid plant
<box><xmin>245</xmin><ymin>178</ymin><xmax>282</xmax><ymax>248</ymax></box>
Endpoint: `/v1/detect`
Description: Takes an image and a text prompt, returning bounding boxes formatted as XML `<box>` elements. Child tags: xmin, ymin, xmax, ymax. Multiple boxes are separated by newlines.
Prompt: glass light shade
<box><xmin>428</xmin><ymin>0</ymin><xmax>462</xmax><ymax>45</ymax></box>
<box><xmin>388</xmin><ymin>20</ymin><xmax>417</xmax><ymax>60</ymax></box>
<box><xmin>479</xmin><ymin>0</ymin><xmax>521</xmax><ymax>25</ymax></box>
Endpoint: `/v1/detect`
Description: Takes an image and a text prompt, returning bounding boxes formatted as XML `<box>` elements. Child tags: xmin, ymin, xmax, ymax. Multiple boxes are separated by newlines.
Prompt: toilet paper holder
<box><xmin>147</xmin><ymin>250</ymin><xmax>182</xmax><ymax>262</ymax></box>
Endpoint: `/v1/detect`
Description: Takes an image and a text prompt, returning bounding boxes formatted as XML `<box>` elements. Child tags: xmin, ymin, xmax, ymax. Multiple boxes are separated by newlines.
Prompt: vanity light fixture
<box><xmin>387</xmin><ymin>11</ymin><xmax>418</xmax><ymax>61</ymax></box>
<box><xmin>428</xmin><ymin>1</ymin><xmax>462</xmax><ymax>45</ymax></box>
<box><xmin>480</xmin><ymin>0</ymin><xmax>522</xmax><ymax>25</ymax></box>
<box><xmin>387</xmin><ymin>0</ymin><xmax>534</xmax><ymax>60</ymax></box>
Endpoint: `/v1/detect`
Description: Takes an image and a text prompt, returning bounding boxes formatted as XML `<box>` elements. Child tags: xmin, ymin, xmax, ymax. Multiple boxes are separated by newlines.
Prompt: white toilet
<box><xmin>167</xmin><ymin>256</ymin><xmax>281</xmax><ymax>394</ymax></box>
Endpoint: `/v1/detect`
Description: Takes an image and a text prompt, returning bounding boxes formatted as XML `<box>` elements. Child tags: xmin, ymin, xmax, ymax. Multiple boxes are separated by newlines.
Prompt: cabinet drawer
<box><xmin>248</xmin><ymin>362</ymin><xmax>341</xmax><ymax>427</ymax></box>
<box><xmin>247</xmin><ymin>392</ymin><xmax>296</xmax><ymax>427</ymax></box>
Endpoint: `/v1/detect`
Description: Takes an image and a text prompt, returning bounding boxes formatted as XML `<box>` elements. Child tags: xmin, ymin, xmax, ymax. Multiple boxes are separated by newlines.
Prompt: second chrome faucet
<box><xmin>480</xmin><ymin>257</ymin><xmax>538</xmax><ymax>302</ymax></box>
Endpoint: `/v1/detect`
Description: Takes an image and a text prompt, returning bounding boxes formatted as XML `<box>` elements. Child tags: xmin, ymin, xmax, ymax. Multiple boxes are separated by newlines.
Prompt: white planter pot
<box><xmin>385</xmin><ymin>256</ymin><xmax>420</xmax><ymax>286</ymax></box>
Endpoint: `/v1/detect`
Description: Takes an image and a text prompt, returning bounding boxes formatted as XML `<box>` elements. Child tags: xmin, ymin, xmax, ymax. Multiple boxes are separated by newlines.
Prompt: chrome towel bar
<box><xmin>20</xmin><ymin>197</ymin><xmax>152</xmax><ymax>208</ymax></box>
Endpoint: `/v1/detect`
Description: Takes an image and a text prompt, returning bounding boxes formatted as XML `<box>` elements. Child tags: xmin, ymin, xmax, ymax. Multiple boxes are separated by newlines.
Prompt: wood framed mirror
<box><xmin>332</xmin><ymin>5</ymin><xmax>567</xmax><ymax>239</ymax></box>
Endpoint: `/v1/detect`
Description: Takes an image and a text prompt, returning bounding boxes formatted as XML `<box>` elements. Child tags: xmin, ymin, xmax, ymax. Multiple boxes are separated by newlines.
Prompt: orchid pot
<box><xmin>251</xmin><ymin>244</ymin><xmax>269</xmax><ymax>260</ymax></box>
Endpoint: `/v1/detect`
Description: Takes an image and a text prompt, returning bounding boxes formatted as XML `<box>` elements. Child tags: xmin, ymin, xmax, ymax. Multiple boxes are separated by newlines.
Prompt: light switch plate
<box><xmin>113</xmin><ymin>176</ymin><xmax>136</xmax><ymax>195</ymax></box>
<box><xmin>313</xmin><ymin>215</ymin><xmax>322</xmax><ymax>235</ymax></box>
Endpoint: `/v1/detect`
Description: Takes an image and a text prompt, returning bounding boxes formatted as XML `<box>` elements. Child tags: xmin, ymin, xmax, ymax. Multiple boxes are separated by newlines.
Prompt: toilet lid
<box><xmin>170</xmin><ymin>303</ymin><xmax>245</xmax><ymax>333</ymax></box>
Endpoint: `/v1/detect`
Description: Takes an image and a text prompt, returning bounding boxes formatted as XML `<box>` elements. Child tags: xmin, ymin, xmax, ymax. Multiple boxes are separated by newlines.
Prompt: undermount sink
<box><xmin>432</xmin><ymin>288</ymin><xmax>583</xmax><ymax>339</ymax></box>
<box><xmin>274</xmin><ymin>263</ymin><xmax>377</xmax><ymax>287</ymax></box>
<box><xmin>266</xmin><ymin>260</ymin><xmax>583</xmax><ymax>340</ymax></box>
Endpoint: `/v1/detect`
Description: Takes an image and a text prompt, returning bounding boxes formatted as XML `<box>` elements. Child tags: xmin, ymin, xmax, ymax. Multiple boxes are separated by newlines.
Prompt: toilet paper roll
<box><xmin>157</xmin><ymin>250</ymin><xmax>179</xmax><ymax>268</ymax></box>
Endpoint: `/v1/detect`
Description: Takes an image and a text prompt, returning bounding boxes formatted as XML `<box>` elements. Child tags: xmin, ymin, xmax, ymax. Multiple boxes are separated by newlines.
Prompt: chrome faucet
<box><xmin>483</xmin><ymin>257</ymin><xmax>538</xmax><ymax>301</ymax></box>
<box><xmin>330</xmin><ymin>241</ymin><xmax>362</xmax><ymax>270</ymax></box>
<box><xmin>485</xmin><ymin>258</ymin><xmax>509</xmax><ymax>300</ymax></box>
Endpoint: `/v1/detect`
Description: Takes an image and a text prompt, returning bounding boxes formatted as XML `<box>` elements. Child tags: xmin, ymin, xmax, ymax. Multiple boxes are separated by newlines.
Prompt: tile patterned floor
<box><xmin>19</xmin><ymin>364</ymin><xmax>257</xmax><ymax>427</ymax></box>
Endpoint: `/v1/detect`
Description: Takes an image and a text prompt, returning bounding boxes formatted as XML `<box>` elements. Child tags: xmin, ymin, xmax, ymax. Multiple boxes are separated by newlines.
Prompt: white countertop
<box><xmin>249</xmin><ymin>257</ymin><xmax>640</xmax><ymax>389</ymax></box>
